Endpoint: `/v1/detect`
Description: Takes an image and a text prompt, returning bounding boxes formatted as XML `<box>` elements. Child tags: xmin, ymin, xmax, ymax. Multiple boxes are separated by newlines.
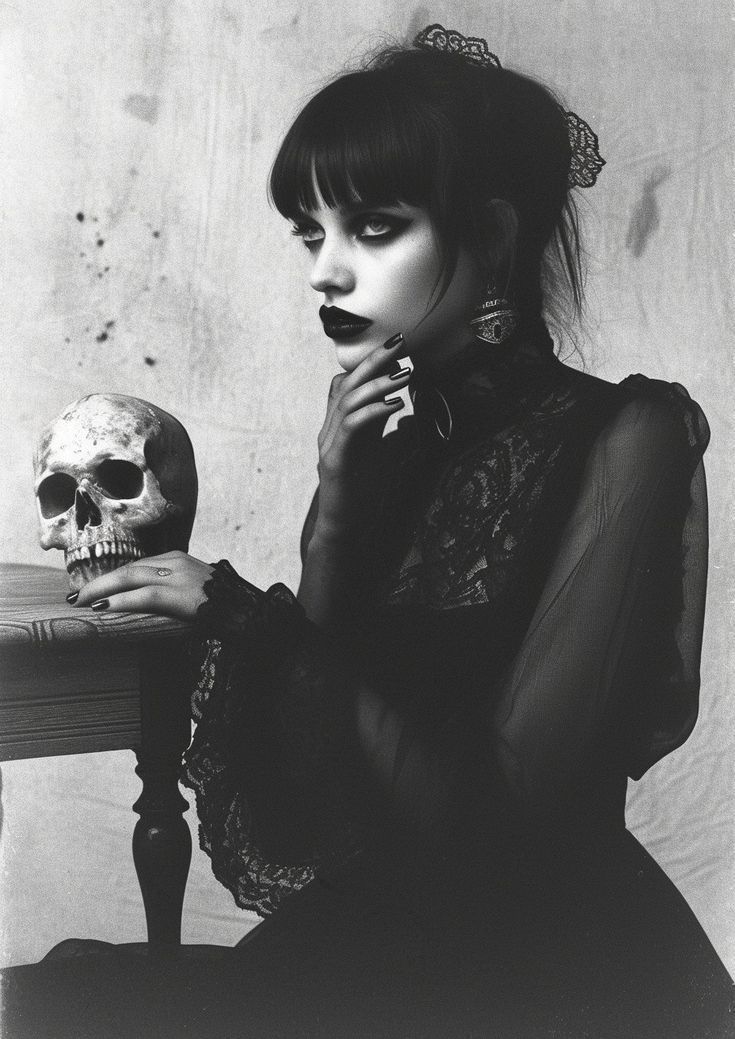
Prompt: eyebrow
<box><xmin>292</xmin><ymin>200</ymin><xmax>410</xmax><ymax>220</ymax></box>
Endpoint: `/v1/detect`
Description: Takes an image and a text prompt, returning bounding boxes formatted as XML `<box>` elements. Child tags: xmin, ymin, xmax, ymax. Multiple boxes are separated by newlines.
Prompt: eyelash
<box><xmin>290</xmin><ymin>215</ymin><xmax>408</xmax><ymax>249</ymax></box>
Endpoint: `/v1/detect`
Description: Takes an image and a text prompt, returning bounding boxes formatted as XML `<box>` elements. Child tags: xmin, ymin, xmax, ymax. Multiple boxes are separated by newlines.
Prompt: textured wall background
<box><xmin>1</xmin><ymin>0</ymin><xmax>732</xmax><ymax>975</ymax></box>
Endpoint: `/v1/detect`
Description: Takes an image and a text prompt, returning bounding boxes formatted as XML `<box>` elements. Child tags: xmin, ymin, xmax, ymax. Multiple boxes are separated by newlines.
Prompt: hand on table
<box><xmin>68</xmin><ymin>550</ymin><xmax>214</xmax><ymax>621</ymax></box>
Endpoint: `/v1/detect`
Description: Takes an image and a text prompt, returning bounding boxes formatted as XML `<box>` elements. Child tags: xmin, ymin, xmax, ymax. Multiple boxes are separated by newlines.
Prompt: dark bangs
<box><xmin>269</xmin><ymin>70</ymin><xmax>472</xmax><ymax>300</ymax></box>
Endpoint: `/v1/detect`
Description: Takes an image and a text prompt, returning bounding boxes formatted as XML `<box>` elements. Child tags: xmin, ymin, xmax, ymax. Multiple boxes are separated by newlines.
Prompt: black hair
<box><xmin>269</xmin><ymin>43</ymin><xmax>584</xmax><ymax>335</ymax></box>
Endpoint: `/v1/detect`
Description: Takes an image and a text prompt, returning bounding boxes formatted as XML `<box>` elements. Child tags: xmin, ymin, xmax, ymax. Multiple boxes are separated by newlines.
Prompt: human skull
<box><xmin>34</xmin><ymin>394</ymin><xmax>198</xmax><ymax>591</ymax></box>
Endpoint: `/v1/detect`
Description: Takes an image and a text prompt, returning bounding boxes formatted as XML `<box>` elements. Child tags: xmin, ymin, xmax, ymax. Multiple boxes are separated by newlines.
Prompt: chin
<box><xmin>334</xmin><ymin>342</ymin><xmax>375</xmax><ymax>372</ymax></box>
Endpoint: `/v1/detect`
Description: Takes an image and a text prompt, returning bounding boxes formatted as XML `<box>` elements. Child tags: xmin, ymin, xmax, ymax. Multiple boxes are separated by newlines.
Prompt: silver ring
<box><xmin>156</xmin><ymin>567</ymin><xmax>173</xmax><ymax>577</ymax></box>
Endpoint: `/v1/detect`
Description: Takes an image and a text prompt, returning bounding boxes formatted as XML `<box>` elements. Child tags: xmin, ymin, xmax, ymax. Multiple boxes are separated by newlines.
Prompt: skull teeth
<box><xmin>65</xmin><ymin>539</ymin><xmax>146</xmax><ymax>570</ymax></box>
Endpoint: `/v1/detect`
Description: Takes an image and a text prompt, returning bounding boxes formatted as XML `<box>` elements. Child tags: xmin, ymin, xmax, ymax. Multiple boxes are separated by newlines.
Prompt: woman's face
<box><xmin>290</xmin><ymin>195</ymin><xmax>484</xmax><ymax>371</ymax></box>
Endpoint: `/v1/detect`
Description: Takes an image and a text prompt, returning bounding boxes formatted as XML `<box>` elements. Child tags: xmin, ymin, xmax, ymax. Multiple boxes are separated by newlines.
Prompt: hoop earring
<box><xmin>469</xmin><ymin>287</ymin><xmax>519</xmax><ymax>345</ymax></box>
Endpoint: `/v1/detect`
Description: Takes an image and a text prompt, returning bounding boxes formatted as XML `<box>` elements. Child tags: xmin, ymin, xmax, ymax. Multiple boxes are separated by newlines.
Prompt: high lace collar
<box><xmin>408</xmin><ymin>319</ymin><xmax>561</xmax><ymax>450</ymax></box>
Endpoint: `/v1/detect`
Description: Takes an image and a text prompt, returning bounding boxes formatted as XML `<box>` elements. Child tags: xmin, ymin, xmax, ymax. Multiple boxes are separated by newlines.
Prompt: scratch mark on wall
<box><xmin>123</xmin><ymin>94</ymin><xmax>160</xmax><ymax>124</ymax></box>
<box><xmin>625</xmin><ymin>166</ymin><xmax>670</xmax><ymax>258</ymax></box>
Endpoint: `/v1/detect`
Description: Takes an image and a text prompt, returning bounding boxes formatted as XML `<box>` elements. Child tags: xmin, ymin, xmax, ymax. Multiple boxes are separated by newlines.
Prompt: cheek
<box><xmin>380</xmin><ymin>250</ymin><xmax>442</xmax><ymax>314</ymax></box>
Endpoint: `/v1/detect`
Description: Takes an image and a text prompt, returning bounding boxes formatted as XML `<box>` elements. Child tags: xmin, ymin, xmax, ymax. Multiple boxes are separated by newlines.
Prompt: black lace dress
<box><xmin>3</xmin><ymin>323</ymin><xmax>732</xmax><ymax>1038</ymax></box>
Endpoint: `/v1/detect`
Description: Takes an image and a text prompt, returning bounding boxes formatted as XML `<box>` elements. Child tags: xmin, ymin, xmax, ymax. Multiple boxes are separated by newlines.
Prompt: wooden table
<box><xmin>0</xmin><ymin>563</ymin><xmax>194</xmax><ymax>945</ymax></box>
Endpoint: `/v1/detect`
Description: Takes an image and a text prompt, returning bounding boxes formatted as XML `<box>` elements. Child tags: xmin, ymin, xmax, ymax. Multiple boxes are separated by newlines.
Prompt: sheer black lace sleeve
<box><xmin>492</xmin><ymin>378</ymin><xmax>710</xmax><ymax>803</ymax></box>
<box><xmin>182</xmin><ymin>561</ymin><xmax>363</xmax><ymax>916</ymax></box>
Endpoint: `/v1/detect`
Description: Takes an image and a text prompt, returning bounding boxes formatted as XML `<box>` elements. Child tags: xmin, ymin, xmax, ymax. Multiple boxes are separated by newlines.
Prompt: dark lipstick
<box><xmin>319</xmin><ymin>305</ymin><xmax>373</xmax><ymax>340</ymax></box>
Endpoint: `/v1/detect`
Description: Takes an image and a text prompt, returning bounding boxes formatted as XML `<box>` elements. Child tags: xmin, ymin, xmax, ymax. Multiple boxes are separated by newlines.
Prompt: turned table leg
<box><xmin>132</xmin><ymin>640</ymin><xmax>192</xmax><ymax>945</ymax></box>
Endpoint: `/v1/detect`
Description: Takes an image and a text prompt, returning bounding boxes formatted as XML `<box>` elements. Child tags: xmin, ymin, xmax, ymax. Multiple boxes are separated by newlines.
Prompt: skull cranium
<box><xmin>34</xmin><ymin>394</ymin><xmax>198</xmax><ymax>591</ymax></box>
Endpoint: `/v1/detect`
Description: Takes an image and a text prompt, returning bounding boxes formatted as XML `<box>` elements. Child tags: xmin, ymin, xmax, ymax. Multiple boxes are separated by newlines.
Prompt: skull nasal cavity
<box><xmin>75</xmin><ymin>489</ymin><xmax>103</xmax><ymax>530</ymax></box>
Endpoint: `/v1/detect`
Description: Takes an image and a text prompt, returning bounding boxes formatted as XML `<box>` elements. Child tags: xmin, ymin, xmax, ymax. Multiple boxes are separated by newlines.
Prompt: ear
<box><xmin>481</xmin><ymin>199</ymin><xmax>519</xmax><ymax>283</ymax></box>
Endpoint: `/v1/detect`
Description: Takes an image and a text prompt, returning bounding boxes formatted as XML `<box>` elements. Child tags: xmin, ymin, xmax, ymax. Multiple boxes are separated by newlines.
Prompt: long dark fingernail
<box><xmin>384</xmin><ymin>332</ymin><xmax>404</xmax><ymax>350</ymax></box>
<box><xmin>384</xmin><ymin>396</ymin><xmax>404</xmax><ymax>407</ymax></box>
<box><xmin>90</xmin><ymin>599</ymin><xmax>110</xmax><ymax>612</ymax></box>
<box><xmin>389</xmin><ymin>366</ymin><xmax>411</xmax><ymax>381</ymax></box>
<box><xmin>66</xmin><ymin>591</ymin><xmax>79</xmax><ymax>604</ymax></box>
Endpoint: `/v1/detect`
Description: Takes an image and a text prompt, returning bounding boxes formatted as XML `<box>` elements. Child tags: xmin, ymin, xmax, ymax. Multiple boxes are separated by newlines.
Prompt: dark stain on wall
<box><xmin>123</xmin><ymin>94</ymin><xmax>160</xmax><ymax>124</ymax></box>
<box><xmin>95</xmin><ymin>320</ymin><xmax>115</xmax><ymax>343</ymax></box>
<box><xmin>625</xmin><ymin>167</ymin><xmax>670</xmax><ymax>258</ymax></box>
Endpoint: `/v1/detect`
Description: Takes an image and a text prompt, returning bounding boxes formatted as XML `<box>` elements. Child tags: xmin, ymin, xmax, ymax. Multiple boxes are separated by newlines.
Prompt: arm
<box><xmin>297</xmin><ymin>336</ymin><xmax>411</xmax><ymax>630</ymax></box>
<box><xmin>297</xmin><ymin>517</ymin><xmax>353</xmax><ymax>631</ymax></box>
<box><xmin>356</xmin><ymin>387</ymin><xmax>709</xmax><ymax>832</ymax></box>
<box><xmin>492</xmin><ymin>391</ymin><xmax>709</xmax><ymax>806</ymax></box>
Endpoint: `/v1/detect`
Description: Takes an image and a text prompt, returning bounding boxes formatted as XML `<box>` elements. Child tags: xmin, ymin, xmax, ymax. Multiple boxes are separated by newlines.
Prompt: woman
<box><xmin>4</xmin><ymin>25</ymin><xmax>732</xmax><ymax>1038</ymax></box>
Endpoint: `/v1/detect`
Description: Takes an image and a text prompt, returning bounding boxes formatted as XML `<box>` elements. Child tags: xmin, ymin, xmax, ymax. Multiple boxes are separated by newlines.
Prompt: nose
<box><xmin>75</xmin><ymin>487</ymin><xmax>102</xmax><ymax>531</ymax></box>
<box><xmin>308</xmin><ymin>237</ymin><xmax>355</xmax><ymax>296</ymax></box>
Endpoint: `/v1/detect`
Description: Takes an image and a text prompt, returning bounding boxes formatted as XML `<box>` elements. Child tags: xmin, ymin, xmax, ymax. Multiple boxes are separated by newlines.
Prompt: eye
<box><xmin>356</xmin><ymin>214</ymin><xmax>410</xmax><ymax>242</ymax></box>
<box><xmin>37</xmin><ymin>472</ymin><xmax>78</xmax><ymax>518</ymax></box>
<box><xmin>359</xmin><ymin>216</ymin><xmax>395</xmax><ymax>237</ymax></box>
<box><xmin>94</xmin><ymin>459</ymin><xmax>145</xmax><ymax>499</ymax></box>
<box><xmin>290</xmin><ymin>222</ymin><xmax>323</xmax><ymax>250</ymax></box>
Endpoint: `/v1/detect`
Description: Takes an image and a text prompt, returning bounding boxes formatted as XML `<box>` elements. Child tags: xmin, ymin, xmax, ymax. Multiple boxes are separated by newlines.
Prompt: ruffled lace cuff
<box><xmin>188</xmin><ymin>560</ymin><xmax>308</xmax><ymax>720</ymax></box>
<box><xmin>196</xmin><ymin>559</ymin><xmax>307</xmax><ymax>644</ymax></box>
<box><xmin>182</xmin><ymin>559</ymin><xmax>364</xmax><ymax>914</ymax></box>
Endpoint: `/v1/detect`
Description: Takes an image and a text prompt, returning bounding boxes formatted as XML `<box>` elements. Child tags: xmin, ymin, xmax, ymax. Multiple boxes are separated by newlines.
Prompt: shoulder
<box><xmin>615</xmin><ymin>374</ymin><xmax>710</xmax><ymax>454</ymax></box>
<box><xmin>596</xmin><ymin>373</ymin><xmax>709</xmax><ymax>467</ymax></box>
<box><xmin>554</xmin><ymin>363</ymin><xmax>709</xmax><ymax>456</ymax></box>
<box><xmin>567</xmin><ymin>371</ymin><xmax>711</xmax><ymax>497</ymax></box>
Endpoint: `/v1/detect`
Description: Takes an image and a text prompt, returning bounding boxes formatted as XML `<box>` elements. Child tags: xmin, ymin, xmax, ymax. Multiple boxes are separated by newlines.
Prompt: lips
<box><xmin>319</xmin><ymin>305</ymin><xmax>373</xmax><ymax>340</ymax></box>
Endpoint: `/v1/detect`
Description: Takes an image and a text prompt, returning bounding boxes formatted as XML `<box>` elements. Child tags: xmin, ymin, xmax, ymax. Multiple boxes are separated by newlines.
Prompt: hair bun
<box><xmin>413</xmin><ymin>23</ymin><xmax>605</xmax><ymax>189</ymax></box>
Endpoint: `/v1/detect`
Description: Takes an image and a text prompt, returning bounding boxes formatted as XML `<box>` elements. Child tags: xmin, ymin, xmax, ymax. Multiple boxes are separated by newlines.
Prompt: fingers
<box><xmin>323</xmin><ymin>334</ymin><xmax>408</xmax><ymax>429</ymax></box>
<box><xmin>74</xmin><ymin>558</ymin><xmax>179</xmax><ymax>607</ymax></box>
<box><xmin>70</xmin><ymin>551</ymin><xmax>212</xmax><ymax>622</ymax></box>
<box><xmin>344</xmin><ymin>331</ymin><xmax>407</xmax><ymax>392</ymax></box>
<box><xmin>81</xmin><ymin>584</ymin><xmax>171</xmax><ymax>616</ymax></box>
<box><xmin>321</xmin><ymin>333</ymin><xmax>411</xmax><ymax>446</ymax></box>
<box><xmin>339</xmin><ymin>368</ymin><xmax>412</xmax><ymax>417</ymax></box>
<box><xmin>335</xmin><ymin>399</ymin><xmax>406</xmax><ymax>442</ymax></box>
<box><xmin>72</xmin><ymin>575</ymin><xmax>205</xmax><ymax>620</ymax></box>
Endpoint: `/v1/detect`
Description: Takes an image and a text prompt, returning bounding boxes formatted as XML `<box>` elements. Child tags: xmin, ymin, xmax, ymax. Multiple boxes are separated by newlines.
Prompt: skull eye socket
<box><xmin>95</xmin><ymin>459</ymin><xmax>145</xmax><ymax>499</ymax></box>
<box><xmin>38</xmin><ymin>473</ymin><xmax>78</xmax><ymax>518</ymax></box>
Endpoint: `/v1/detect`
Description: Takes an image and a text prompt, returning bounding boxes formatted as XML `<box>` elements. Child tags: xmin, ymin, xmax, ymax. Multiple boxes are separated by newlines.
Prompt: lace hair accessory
<box><xmin>413</xmin><ymin>24</ymin><xmax>605</xmax><ymax>189</ymax></box>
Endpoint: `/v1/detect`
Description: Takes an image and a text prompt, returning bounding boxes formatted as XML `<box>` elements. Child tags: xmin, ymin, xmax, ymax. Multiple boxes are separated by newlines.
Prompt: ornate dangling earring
<box><xmin>469</xmin><ymin>287</ymin><xmax>519</xmax><ymax>345</ymax></box>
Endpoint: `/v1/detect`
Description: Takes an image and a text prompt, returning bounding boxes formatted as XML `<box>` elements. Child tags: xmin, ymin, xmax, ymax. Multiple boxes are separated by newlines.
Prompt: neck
<box><xmin>411</xmin><ymin>312</ymin><xmax>551</xmax><ymax>378</ymax></box>
<box><xmin>409</xmin><ymin>323</ymin><xmax>477</xmax><ymax>375</ymax></box>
